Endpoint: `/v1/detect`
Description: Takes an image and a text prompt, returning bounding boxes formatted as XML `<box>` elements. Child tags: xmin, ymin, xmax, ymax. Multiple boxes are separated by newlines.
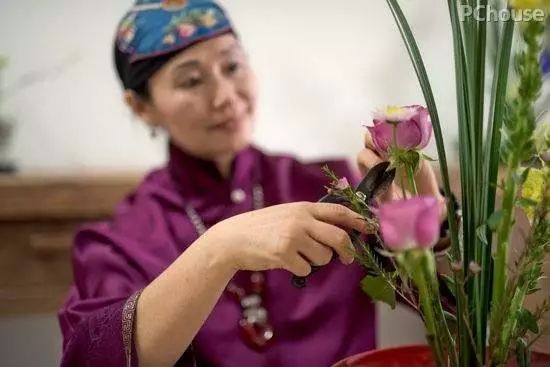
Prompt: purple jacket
<box><xmin>58</xmin><ymin>144</ymin><xmax>376</xmax><ymax>367</ymax></box>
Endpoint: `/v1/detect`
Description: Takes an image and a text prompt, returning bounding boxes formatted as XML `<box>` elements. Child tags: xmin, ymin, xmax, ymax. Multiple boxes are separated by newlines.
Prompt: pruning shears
<box><xmin>291</xmin><ymin>161</ymin><xmax>397</xmax><ymax>288</ymax></box>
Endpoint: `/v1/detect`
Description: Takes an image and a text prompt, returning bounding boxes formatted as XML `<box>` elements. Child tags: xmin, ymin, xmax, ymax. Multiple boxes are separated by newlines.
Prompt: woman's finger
<box><xmin>283</xmin><ymin>254</ymin><xmax>312</xmax><ymax>277</ymax></box>
<box><xmin>415</xmin><ymin>160</ymin><xmax>440</xmax><ymax>197</ymax></box>
<box><xmin>364</xmin><ymin>130</ymin><xmax>378</xmax><ymax>153</ymax></box>
<box><xmin>356</xmin><ymin>148</ymin><xmax>383</xmax><ymax>176</ymax></box>
<box><xmin>297</xmin><ymin>239</ymin><xmax>335</xmax><ymax>266</ymax></box>
<box><xmin>308</xmin><ymin>203</ymin><xmax>370</xmax><ymax>234</ymax></box>
<box><xmin>414</xmin><ymin>161</ymin><xmax>447</xmax><ymax>218</ymax></box>
<box><xmin>306</xmin><ymin>218</ymin><xmax>355</xmax><ymax>264</ymax></box>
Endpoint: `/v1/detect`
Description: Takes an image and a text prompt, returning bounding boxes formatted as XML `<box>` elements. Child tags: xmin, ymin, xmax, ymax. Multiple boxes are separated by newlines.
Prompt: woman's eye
<box><xmin>226</xmin><ymin>61</ymin><xmax>241</xmax><ymax>74</ymax></box>
<box><xmin>178</xmin><ymin>77</ymin><xmax>202</xmax><ymax>89</ymax></box>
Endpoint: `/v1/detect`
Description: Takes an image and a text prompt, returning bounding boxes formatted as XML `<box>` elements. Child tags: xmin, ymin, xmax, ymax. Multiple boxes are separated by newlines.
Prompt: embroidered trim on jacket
<box><xmin>122</xmin><ymin>290</ymin><xmax>143</xmax><ymax>367</ymax></box>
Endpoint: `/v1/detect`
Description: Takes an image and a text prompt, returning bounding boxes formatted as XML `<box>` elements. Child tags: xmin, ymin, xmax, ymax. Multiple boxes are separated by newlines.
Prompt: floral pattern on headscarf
<box><xmin>117</xmin><ymin>13</ymin><xmax>137</xmax><ymax>47</ymax></box>
<box><xmin>116</xmin><ymin>0</ymin><xmax>234</xmax><ymax>63</ymax></box>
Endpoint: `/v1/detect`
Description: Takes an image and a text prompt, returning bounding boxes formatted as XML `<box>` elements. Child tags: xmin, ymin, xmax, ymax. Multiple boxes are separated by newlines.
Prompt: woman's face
<box><xmin>136</xmin><ymin>34</ymin><xmax>257</xmax><ymax>160</ymax></box>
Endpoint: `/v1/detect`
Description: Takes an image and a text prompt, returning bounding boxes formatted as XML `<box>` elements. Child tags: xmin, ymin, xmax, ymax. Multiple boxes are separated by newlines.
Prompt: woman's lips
<box><xmin>209</xmin><ymin>115</ymin><xmax>246</xmax><ymax>132</ymax></box>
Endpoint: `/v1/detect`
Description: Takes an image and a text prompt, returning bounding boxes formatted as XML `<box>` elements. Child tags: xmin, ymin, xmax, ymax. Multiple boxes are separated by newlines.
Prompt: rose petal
<box><xmin>413</xmin><ymin>197</ymin><xmax>440</xmax><ymax>248</ymax></box>
<box><xmin>368</xmin><ymin>121</ymin><xmax>393</xmax><ymax>155</ymax></box>
<box><xmin>374</xmin><ymin>106</ymin><xmax>417</xmax><ymax>122</ymax></box>
<box><xmin>411</xmin><ymin>106</ymin><xmax>433</xmax><ymax>149</ymax></box>
<box><xmin>378</xmin><ymin>200</ymin><xmax>420</xmax><ymax>250</ymax></box>
<box><xmin>396</xmin><ymin>120</ymin><xmax>422</xmax><ymax>150</ymax></box>
<box><xmin>379</xmin><ymin>215</ymin><xmax>413</xmax><ymax>250</ymax></box>
<box><xmin>378</xmin><ymin>197</ymin><xmax>441</xmax><ymax>251</ymax></box>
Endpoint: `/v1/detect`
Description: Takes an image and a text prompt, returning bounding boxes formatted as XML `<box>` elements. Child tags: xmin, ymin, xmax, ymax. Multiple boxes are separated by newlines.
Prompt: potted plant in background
<box><xmin>323</xmin><ymin>1</ymin><xmax>549</xmax><ymax>366</ymax></box>
<box><xmin>0</xmin><ymin>56</ymin><xmax>15</xmax><ymax>173</ymax></box>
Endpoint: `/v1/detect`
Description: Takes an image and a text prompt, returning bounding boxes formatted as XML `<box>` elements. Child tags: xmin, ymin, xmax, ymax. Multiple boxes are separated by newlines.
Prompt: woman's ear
<box><xmin>123</xmin><ymin>90</ymin><xmax>159</xmax><ymax>128</ymax></box>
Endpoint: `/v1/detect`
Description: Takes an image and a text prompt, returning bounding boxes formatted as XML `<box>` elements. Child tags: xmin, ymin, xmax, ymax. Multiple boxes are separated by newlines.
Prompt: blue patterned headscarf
<box><xmin>114</xmin><ymin>0</ymin><xmax>236</xmax><ymax>94</ymax></box>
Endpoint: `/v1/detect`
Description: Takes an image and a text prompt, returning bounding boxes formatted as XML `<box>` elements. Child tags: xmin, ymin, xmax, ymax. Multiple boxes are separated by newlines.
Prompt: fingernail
<box><xmin>340</xmin><ymin>256</ymin><xmax>354</xmax><ymax>265</ymax></box>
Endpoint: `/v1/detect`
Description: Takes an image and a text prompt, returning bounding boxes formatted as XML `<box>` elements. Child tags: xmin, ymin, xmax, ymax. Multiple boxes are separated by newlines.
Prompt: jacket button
<box><xmin>231</xmin><ymin>189</ymin><xmax>246</xmax><ymax>204</ymax></box>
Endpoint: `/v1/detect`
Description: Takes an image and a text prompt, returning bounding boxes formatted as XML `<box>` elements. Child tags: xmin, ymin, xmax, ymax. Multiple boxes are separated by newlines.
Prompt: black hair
<box><xmin>113</xmin><ymin>43</ymin><xmax>178</xmax><ymax>100</ymax></box>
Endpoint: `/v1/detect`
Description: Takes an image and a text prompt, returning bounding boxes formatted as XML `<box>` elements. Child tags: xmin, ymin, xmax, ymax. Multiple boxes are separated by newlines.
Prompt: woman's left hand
<box><xmin>356</xmin><ymin>131</ymin><xmax>446</xmax><ymax>215</ymax></box>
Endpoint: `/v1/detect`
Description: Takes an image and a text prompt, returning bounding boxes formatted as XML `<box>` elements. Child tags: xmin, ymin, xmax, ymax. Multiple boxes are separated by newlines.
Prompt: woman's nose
<box><xmin>212</xmin><ymin>77</ymin><xmax>237</xmax><ymax>110</ymax></box>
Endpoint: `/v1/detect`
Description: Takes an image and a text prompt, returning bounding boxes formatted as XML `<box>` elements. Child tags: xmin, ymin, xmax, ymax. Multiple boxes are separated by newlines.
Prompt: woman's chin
<box><xmin>220</xmin><ymin>125</ymin><xmax>253</xmax><ymax>151</ymax></box>
<box><xmin>222</xmin><ymin>135</ymin><xmax>252</xmax><ymax>154</ymax></box>
<box><xmin>195</xmin><ymin>134</ymin><xmax>251</xmax><ymax>160</ymax></box>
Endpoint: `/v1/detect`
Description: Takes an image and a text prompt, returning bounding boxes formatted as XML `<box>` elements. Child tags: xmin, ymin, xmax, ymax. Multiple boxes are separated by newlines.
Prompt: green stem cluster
<box><xmin>383</xmin><ymin>0</ymin><xmax>548</xmax><ymax>366</ymax></box>
<box><xmin>489</xmin><ymin>19</ymin><xmax>546</xmax><ymax>365</ymax></box>
<box><xmin>490</xmin><ymin>168</ymin><xmax>550</xmax><ymax>365</ymax></box>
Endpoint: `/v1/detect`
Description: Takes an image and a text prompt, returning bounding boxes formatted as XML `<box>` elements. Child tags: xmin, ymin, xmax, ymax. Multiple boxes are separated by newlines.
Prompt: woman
<box><xmin>58</xmin><ymin>1</ymin><xmax>445</xmax><ymax>366</ymax></box>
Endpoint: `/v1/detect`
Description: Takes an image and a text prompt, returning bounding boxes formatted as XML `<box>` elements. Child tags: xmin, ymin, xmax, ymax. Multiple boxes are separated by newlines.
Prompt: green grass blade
<box><xmin>384</xmin><ymin>1</ymin><xmax>463</xmax><ymax>365</ymax></box>
<box><xmin>447</xmin><ymin>0</ymin><xmax>477</xmax><ymax>364</ymax></box>
<box><xmin>480</xmin><ymin>17</ymin><xmax>515</xmax><ymax>361</ymax></box>
<box><xmin>472</xmin><ymin>0</ymin><xmax>489</xmax><ymax>357</ymax></box>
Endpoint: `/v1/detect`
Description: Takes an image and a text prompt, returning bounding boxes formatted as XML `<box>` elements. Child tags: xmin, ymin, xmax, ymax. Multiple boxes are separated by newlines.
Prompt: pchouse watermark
<box><xmin>459</xmin><ymin>4</ymin><xmax>546</xmax><ymax>22</ymax></box>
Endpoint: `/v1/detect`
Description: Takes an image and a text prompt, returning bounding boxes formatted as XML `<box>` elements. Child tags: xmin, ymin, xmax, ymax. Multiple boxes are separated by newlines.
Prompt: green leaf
<box><xmin>444</xmin><ymin>310</ymin><xmax>458</xmax><ymax>335</ymax></box>
<box><xmin>476</xmin><ymin>224</ymin><xmax>488</xmax><ymax>246</ymax></box>
<box><xmin>440</xmin><ymin>274</ymin><xmax>457</xmax><ymax>300</ymax></box>
<box><xmin>487</xmin><ymin>210</ymin><xmax>504</xmax><ymax>231</ymax></box>
<box><xmin>404</xmin><ymin>150</ymin><xmax>421</xmax><ymax>172</ymax></box>
<box><xmin>513</xmin><ymin>168</ymin><xmax>531</xmax><ymax>186</ymax></box>
<box><xmin>517</xmin><ymin>198</ymin><xmax>538</xmax><ymax>210</ymax></box>
<box><xmin>361</xmin><ymin>275</ymin><xmax>396</xmax><ymax>309</ymax></box>
<box><xmin>518</xmin><ymin>308</ymin><xmax>539</xmax><ymax>334</ymax></box>
<box><xmin>421</xmin><ymin>153</ymin><xmax>438</xmax><ymax>162</ymax></box>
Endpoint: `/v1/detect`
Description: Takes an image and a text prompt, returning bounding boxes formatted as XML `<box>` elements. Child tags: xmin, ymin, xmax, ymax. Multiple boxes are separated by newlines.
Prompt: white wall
<box><xmin>0</xmin><ymin>0</ymin><xmax>458</xmax><ymax>171</ymax></box>
<box><xmin>0</xmin><ymin>1</ymin><xmax>455</xmax><ymax>365</ymax></box>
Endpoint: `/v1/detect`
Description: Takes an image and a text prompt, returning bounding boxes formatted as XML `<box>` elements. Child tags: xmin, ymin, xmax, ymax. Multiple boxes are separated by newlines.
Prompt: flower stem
<box><xmin>403</xmin><ymin>250</ymin><xmax>447</xmax><ymax>367</ymax></box>
<box><xmin>406</xmin><ymin>164</ymin><xmax>419</xmax><ymax>196</ymax></box>
<box><xmin>424</xmin><ymin>253</ymin><xmax>459</xmax><ymax>367</ymax></box>
<box><xmin>399</xmin><ymin>168</ymin><xmax>408</xmax><ymax>199</ymax></box>
<box><xmin>417</xmin><ymin>271</ymin><xmax>445</xmax><ymax>365</ymax></box>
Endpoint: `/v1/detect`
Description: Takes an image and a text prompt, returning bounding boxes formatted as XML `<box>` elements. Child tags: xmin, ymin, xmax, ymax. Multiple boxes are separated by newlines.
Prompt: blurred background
<box><xmin>0</xmin><ymin>0</ymin><xmax>461</xmax><ymax>366</ymax></box>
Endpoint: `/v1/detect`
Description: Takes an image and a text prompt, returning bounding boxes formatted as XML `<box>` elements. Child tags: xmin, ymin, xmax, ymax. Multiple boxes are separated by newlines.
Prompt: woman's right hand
<box><xmin>202</xmin><ymin>202</ymin><xmax>370</xmax><ymax>276</ymax></box>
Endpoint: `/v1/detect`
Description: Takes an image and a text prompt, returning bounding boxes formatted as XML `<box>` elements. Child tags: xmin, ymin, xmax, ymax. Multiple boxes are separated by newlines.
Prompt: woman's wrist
<box><xmin>191</xmin><ymin>224</ymin><xmax>240</xmax><ymax>276</ymax></box>
<box><xmin>136</xmin><ymin>225</ymin><xmax>240</xmax><ymax>367</ymax></box>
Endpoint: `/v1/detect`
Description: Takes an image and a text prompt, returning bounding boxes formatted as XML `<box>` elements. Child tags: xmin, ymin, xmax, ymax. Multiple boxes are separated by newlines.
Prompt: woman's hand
<box><xmin>202</xmin><ymin>202</ymin><xmax>370</xmax><ymax>276</ymax></box>
<box><xmin>357</xmin><ymin>131</ymin><xmax>445</xmax><ymax>213</ymax></box>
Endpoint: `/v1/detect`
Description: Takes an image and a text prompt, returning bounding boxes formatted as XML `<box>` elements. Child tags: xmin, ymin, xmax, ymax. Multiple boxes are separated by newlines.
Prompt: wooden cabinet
<box><xmin>0</xmin><ymin>173</ymin><xmax>140</xmax><ymax>315</ymax></box>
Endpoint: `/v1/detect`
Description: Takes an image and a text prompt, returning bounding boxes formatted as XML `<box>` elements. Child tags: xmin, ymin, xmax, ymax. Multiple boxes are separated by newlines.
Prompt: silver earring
<box><xmin>150</xmin><ymin>126</ymin><xmax>158</xmax><ymax>138</ymax></box>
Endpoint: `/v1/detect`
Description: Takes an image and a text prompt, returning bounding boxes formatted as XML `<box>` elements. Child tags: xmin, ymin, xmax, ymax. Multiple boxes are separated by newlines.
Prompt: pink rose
<box><xmin>377</xmin><ymin>196</ymin><xmax>441</xmax><ymax>251</ymax></box>
<box><xmin>367</xmin><ymin>105</ymin><xmax>433</xmax><ymax>155</ymax></box>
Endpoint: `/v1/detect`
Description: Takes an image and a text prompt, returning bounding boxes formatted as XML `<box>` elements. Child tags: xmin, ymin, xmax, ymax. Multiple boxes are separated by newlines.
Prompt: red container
<box><xmin>332</xmin><ymin>345</ymin><xmax>435</xmax><ymax>367</ymax></box>
<box><xmin>332</xmin><ymin>345</ymin><xmax>550</xmax><ymax>367</ymax></box>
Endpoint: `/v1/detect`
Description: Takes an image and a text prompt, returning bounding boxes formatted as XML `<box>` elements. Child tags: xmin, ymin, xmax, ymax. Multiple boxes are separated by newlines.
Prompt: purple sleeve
<box><xmin>58</xmin><ymin>224</ymin><xmax>149</xmax><ymax>367</ymax></box>
<box><xmin>59</xmin><ymin>220</ymin><xmax>197</xmax><ymax>367</ymax></box>
<box><xmin>60</xmin><ymin>292</ymin><xmax>141</xmax><ymax>367</ymax></box>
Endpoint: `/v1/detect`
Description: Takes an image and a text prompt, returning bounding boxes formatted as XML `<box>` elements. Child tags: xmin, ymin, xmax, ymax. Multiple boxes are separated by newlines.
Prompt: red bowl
<box><xmin>332</xmin><ymin>345</ymin><xmax>550</xmax><ymax>367</ymax></box>
<box><xmin>332</xmin><ymin>345</ymin><xmax>435</xmax><ymax>367</ymax></box>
